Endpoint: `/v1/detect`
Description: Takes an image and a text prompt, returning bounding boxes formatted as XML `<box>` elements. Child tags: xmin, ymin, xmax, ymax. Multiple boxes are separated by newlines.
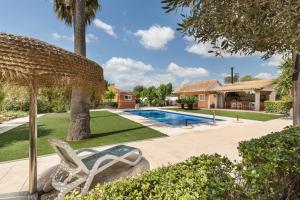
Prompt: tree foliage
<box><xmin>162</xmin><ymin>0</ymin><xmax>300</xmax><ymax>57</ymax></box>
<box><xmin>135</xmin><ymin>83</ymin><xmax>173</xmax><ymax>106</ymax></box>
<box><xmin>133</xmin><ymin>85</ymin><xmax>146</xmax><ymax>99</ymax></box>
<box><xmin>144</xmin><ymin>86</ymin><xmax>157</xmax><ymax>105</ymax></box>
<box><xmin>162</xmin><ymin>0</ymin><xmax>300</xmax><ymax>125</ymax></box>
<box><xmin>240</xmin><ymin>75</ymin><xmax>256</xmax><ymax>82</ymax></box>
<box><xmin>275</xmin><ymin>59</ymin><xmax>293</xmax><ymax>100</ymax></box>
<box><xmin>1</xmin><ymin>84</ymin><xmax>70</xmax><ymax>113</ymax></box>
<box><xmin>104</xmin><ymin>90</ymin><xmax>116</xmax><ymax>103</ymax></box>
<box><xmin>53</xmin><ymin>0</ymin><xmax>100</xmax><ymax>25</ymax></box>
<box><xmin>224</xmin><ymin>73</ymin><xmax>240</xmax><ymax>84</ymax></box>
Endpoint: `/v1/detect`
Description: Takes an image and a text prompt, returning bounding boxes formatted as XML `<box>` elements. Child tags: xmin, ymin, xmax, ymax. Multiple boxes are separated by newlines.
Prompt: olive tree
<box><xmin>162</xmin><ymin>0</ymin><xmax>300</xmax><ymax>124</ymax></box>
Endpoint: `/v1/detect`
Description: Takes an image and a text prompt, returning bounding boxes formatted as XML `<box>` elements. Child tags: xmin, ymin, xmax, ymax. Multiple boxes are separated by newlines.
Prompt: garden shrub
<box><xmin>51</xmin><ymin>99</ymin><xmax>67</xmax><ymax>113</ymax></box>
<box><xmin>65</xmin><ymin>127</ymin><xmax>300</xmax><ymax>200</ymax></box>
<box><xmin>65</xmin><ymin>154</ymin><xmax>245</xmax><ymax>200</ymax></box>
<box><xmin>237</xmin><ymin>126</ymin><xmax>300</xmax><ymax>199</ymax></box>
<box><xmin>264</xmin><ymin>100</ymin><xmax>292</xmax><ymax>114</ymax></box>
<box><xmin>107</xmin><ymin>101</ymin><xmax>117</xmax><ymax>108</ymax></box>
<box><xmin>2</xmin><ymin>85</ymin><xmax>29</xmax><ymax>111</ymax></box>
<box><xmin>37</xmin><ymin>95</ymin><xmax>52</xmax><ymax>113</ymax></box>
<box><xmin>183</xmin><ymin>96</ymin><xmax>198</xmax><ymax>110</ymax></box>
<box><xmin>2</xmin><ymin>85</ymin><xmax>69</xmax><ymax>113</ymax></box>
<box><xmin>0</xmin><ymin>110</ymin><xmax>27</xmax><ymax>123</ymax></box>
<box><xmin>2</xmin><ymin>98</ymin><xmax>21</xmax><ymax>111</ymax></box>
<box><xmin>152</xmin><ymin>98</ymin><xmax>165</xmax><ymax>107</ymax></box>
<box><xmin>176</xmin><ymin>98</ymin><xmax>185</xmax><ymax>109</ymax></box>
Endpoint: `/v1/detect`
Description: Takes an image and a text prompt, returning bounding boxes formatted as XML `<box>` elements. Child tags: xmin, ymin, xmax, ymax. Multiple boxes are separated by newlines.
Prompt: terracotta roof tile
<box><xmin>175</xmin><ymin>80</ymin><xmax>221</xmax><ymax>93</ymax></box>
<box><xmin>213</xmin><ymin>79</ymin><xmax>275</xmax><ymax>92</ymax></box>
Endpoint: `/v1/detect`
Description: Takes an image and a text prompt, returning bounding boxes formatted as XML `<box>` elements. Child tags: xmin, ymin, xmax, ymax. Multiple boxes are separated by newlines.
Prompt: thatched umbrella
<box><xmin>0</xmin><ymin>33</ymin><xmax>103</xmax><ymax>198</ymax></box>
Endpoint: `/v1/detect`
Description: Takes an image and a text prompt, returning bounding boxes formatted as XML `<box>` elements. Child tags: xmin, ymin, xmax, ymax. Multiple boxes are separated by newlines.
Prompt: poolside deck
<box><xmin>0</xmin><ymin>113</ymin><xmax>291</xmax><ymax>194</ymax></box>
<box><xmin>116</xmin><ymin>108</ymin><xmax>257</xmax><ymax>136</ymax></box>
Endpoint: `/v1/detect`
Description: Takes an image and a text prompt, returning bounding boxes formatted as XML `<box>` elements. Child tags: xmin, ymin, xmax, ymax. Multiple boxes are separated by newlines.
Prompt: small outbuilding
<box><xmin>117</xmin><ymin>91</ymin><xmax>136</xmax><ymax>109</ymax></box>
<box><xmin>107</xmin><ymin>84</ymin><xmax>136</xmax><ymax>109</ymax></box>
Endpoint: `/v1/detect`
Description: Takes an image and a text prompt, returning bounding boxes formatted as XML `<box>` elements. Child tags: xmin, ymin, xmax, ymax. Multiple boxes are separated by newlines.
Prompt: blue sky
<box><xmin>0</xmin><ymin>0</ymin><xmax>282</xmax><ymax>90</ymax></box>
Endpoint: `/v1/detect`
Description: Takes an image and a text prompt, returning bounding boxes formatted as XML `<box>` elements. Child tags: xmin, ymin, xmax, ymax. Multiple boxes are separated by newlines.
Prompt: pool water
<box><xmin>125</xmin><ymin>110</ymin><xmax>224</xmax><ymax>126</ymax></box>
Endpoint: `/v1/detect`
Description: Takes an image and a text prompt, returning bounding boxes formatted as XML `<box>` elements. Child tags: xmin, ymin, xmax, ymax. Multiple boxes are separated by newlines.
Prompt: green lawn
<box><xmin>0</xmin><ymin>111</ymin><xmax>165</xmax><ymax>162</ymax></box>
<box><xmin>166</xmin><ymin>108</ymin><xmax>282</xmax><ymax>121</ymax></box>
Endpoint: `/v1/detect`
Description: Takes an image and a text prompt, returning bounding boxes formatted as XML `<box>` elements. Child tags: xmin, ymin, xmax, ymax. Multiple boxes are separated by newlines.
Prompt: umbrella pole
<box><xmin>29</xmin><ymin>79</ymin><xmax>37</xmax><ymax>195</ymax></box>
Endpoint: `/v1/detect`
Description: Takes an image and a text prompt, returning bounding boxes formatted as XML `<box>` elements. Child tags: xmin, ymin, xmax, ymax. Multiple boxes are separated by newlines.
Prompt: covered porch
<box><xmin>212</xmin><ymin>80</ymin><xmax>276</xmax><ymax>111</ymax></box>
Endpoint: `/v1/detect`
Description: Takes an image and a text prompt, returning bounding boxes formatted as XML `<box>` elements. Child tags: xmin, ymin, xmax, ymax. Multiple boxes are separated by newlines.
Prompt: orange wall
<box><xmin>117</xmin><ymin>93</ymin><xmax>136</xmax><ymax>109</ymax></box>
<box><xmin>178</xmin><ymin>92</ymin><xmax>209</xmax><ymax>108</ymax></box>
<box><xmin>197</xmin><ymin>93</ymin><xmax>209</xmax><ymax>108</ymax></box>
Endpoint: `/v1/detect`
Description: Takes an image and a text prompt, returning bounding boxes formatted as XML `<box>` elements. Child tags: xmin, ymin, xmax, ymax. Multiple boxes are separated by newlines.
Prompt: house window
<box><xmin>124</xmin><ymin>95</ymin><xmax>132</xmax><ymax>101</ymax></box>
<box><xmin>199</xmin><ymin>94</ymin><xmax>206</xmax><ymax>101</ymax></box>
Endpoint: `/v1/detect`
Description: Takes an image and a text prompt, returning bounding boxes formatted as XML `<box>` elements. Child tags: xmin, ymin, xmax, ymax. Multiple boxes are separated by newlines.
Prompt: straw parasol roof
<box><xmin>0</xmin><ymin>33</ymin><xmax>103</xmax><ymax>86</ymax></box>
<box><xmin>213</xmin><ymin>79</ymin><xmax>275</xmax><ymax>92</ymax></box>
<box><xmin>0</xmin><ymin>32</ymin><xmax>104</xmax><ymax>198</ymax></box>
<box><xmin>174</xmin><ymin>80</ymin><xmax>221</xmax><ymax>94</ymax></box>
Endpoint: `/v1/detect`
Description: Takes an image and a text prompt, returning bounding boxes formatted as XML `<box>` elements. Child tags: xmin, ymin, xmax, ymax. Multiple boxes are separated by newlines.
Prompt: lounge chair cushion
<box><xmin>81</xmin><ymin>145</ymin><xmax>137</xmax><ymax>170</ymax></box>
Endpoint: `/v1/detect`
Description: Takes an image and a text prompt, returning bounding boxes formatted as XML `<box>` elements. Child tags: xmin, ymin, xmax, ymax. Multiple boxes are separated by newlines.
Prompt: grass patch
<box><xmin>0</xmin><ymin>111</ymin><xmax>165</xmax><ymax>162</ymax></box>
<box><xmin>166</xmin><ymin>108</ymin><xmax>282</xmax><ymax>121</ymax></box>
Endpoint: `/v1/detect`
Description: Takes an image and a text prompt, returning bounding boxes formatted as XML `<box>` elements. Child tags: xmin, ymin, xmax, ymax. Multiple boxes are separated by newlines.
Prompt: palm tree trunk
<box><xmin>67</xmin><ymin>0</ymin><xmax>91</xmax><ymax>141</ymax></box>
<box><xmin>293</xmin><ymin>52</ymin><xmax>300</xmax><ymax>125</ymax></box>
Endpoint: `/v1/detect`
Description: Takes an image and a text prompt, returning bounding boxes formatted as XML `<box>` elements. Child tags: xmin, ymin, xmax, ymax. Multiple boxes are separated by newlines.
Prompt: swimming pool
<box><xmin>125</xmin><ymin>110</ymin><xmax>224</xmax><ymax>126</ymax></box>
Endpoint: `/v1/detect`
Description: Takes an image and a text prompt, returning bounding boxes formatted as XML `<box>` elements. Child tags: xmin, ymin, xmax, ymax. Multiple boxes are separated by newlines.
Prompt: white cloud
<box><xmin>104</xmin><ymin>57</ymin><xmax>176</xmax><ymax>90</ymax></box>
<box><xmin>186</xmin><ymin>42</ymin><xmax>247</xmax><ymax>58</ymax></box>
<box><xmin>52</xmin><ymin>32</ymin><xmax>98</xmax><ymax>43</ymax></box>
<box><xmin>167</xmin><ymin>62</ymin><xmax>209</xmax><ymax>78</ymax></box>
<box><xmin>86</xmin><ymin>33</ymin><xmax>99</xmax><ymax>42</ymax></box>
<box><xmin>255</xmin><ymin>73</ymin><xmax>274</xmax><ymax>79</ymax></box>
<box><xmin>93</xmin><ymin>19</ymin><xmax>117</xmax><ymax>37</ymax></box>
<box><xmin>221</xmin><ymin>73</ymin><xmax>230</xmax><ymax>77</ymax></box>
<box><xmin>52</xmin><ymin>32</ymin><xmax>73</xmax><ymax>41</ymax></box>
<box><xmin>52</xmin><ymin>32</ymin><xmax>60</xmax><ymax>40</ymax></box>
<box><xmin>180</xmin><ymin>79</ymin><xmax>190</xmax><ymax>86</ymax></box>
<box><xmin>184</xmin><ymin>37</ymin><xmax>262</xmax><ymax>58</ymax></box>
<box><xmin>261</xmin><ymin>54</ymin><xmax>283</xmax><ymax>67</ymax></box>
<box><xmin>105</xmin><ymin>57</ymin><xmax>153</xmax><ymax>73</ymax></box>
<box><xmin>134</xmin><ymin>25</ymin><xmax>175</xmax><ymax>50</ymax></box>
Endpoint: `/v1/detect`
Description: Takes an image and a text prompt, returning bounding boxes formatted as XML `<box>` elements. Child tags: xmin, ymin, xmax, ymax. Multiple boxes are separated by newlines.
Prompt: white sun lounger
<box><xmin>48</xmin><ymin>139</ymin><xmax>142</xmax><ymax>199</ymax></box>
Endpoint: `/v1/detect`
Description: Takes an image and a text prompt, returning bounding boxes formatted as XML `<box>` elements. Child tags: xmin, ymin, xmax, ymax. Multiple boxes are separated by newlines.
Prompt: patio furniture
<box><xmin>49</xmin><ymin>139</ymin><xmax>142</xmax><ymax>199</ymax></box>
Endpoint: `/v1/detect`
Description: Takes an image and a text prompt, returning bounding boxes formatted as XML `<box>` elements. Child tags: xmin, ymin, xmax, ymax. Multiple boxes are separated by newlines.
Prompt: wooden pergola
<box><xmin>0</xmin><ymin>33</ymin><xmax>103</xmax><ymax>199</ymax></box>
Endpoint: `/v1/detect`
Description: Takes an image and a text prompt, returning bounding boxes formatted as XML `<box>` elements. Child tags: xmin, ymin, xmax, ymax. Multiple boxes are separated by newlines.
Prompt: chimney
<box><xmin>231</xmin><ymin>67</ymin><xmax>234</xmax><ymax>84</ymax></box>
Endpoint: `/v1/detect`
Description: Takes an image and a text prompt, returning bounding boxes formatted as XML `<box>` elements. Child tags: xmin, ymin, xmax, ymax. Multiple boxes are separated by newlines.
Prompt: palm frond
<box><xmin>53</xmin><ymin>0</ymin><xmax>100</xmax><ymax>26</ymax></box>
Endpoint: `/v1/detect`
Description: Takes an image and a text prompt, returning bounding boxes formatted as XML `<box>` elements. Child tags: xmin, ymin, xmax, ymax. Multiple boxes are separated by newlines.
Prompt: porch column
<box><xmin>218</xmin><ymin>92</ymin><xmax>225</xmax><ymax>108</ymax></box>
<box><xmin>255</xmin><ymin>90</ymin><xmax>261</xmax><ymax>111</ymax></box>
<box><xmin>214</xmin><ymin>94</ymin><xmax>218</xmax><ymax>108</ymax></box>
<box><xmin>207</xmin><ymin>94</ymin><xmax>211</xmax><ymax>109</ymax></box>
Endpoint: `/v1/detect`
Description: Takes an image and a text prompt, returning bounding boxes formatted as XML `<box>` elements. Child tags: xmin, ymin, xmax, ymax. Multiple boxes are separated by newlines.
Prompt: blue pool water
<box><xmin>125</xmin><ymin>110</ymin><xmax>224</xmax><ymax>126</ymax></box>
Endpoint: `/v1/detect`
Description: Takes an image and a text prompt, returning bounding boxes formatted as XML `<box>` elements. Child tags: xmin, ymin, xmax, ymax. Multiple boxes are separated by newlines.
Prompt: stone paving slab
<box><xmin>0</xmin><ymin>116</ymin><xmax>291</xmax><ymax>194</ymax></box>
<box><xmin>0</xmin><ymin>114</ymin><xmax>44</xmax><ymax>134</ymax></box>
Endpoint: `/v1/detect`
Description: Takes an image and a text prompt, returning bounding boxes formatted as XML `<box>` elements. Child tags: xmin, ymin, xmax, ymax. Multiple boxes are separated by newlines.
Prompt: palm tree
<box><xmin>53</xmin><ymin>0</ymin><xmax>100</xmax><ymax>141</ymax></box>
<box><xmin>274</xmin><ymin>59</ymin><xmax>293</xmax><ymax>100</ymax></box>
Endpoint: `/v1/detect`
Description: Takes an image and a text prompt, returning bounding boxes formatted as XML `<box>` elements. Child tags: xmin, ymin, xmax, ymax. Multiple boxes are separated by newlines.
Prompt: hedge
<box><xmin>264</xmin><ymin>100</ymin><xmax>292</xmax><ymax>114</ymax></box>
<box><xmin>237</xmin><ymin>126</ymin><xmax>300</xmax><ymax>199</ymax></box>
<box><xmin>65</xmin><ymin>126</ymin><xmax>300</xmax><ymax>200</ymax></box>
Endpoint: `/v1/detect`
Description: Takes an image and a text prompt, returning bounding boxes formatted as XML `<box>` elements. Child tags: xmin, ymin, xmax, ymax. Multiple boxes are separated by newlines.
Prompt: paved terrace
<box><xmin>0</xmin><ymin>112</ymin><xmax>292</xmax><ymax>193</ymax></box>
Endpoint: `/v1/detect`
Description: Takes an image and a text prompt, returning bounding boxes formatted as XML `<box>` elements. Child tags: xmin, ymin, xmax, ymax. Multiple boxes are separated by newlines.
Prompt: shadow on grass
<box><xmin>90</xmin><ymin>126</ymin><xmax>148</xmax><ymax>139</ymax></box>
<box><xmin>0</xmin><ymin>124</ymin><xmax>52</xmax><ymax>148</ymax></box>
